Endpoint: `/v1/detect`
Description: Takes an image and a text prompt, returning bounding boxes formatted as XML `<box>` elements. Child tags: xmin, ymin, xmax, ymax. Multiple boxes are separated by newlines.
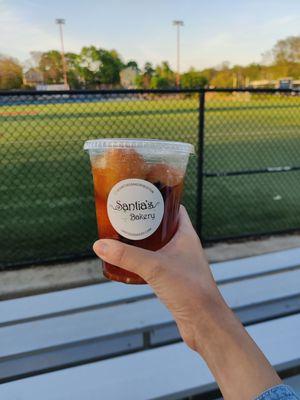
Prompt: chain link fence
<box><xmin>0</xmin><ymin>90</ymin><xmax>199</xmax><ymax>268</ymax></box>
<box><xmin>202</xmin><ymin>90</ymin><xmax>300</xmax><ymax>241</ymax></box>
<box><xmin>0</xmin><ymin>89</ymin><xmax>299</xmax><ymax>268</ymax></box>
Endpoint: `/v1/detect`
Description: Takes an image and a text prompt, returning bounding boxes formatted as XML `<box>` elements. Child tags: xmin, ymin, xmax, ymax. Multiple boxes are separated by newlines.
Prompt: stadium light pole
<box><xmin>55</xmin><ymin>18</ymin><xmax>68</xmax><ymax>87</ymax></box>
<box><xmin>173</xmin><ymin>20</ymin><xmax>184</xmax><ymax>88</ymax></box>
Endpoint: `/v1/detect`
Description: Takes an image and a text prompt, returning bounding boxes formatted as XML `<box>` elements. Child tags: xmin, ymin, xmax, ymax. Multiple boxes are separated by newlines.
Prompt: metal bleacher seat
<box><xmin>0</xmin><ymin>247</ymin><xmax>300</xmax><ymax>399</ymax></box>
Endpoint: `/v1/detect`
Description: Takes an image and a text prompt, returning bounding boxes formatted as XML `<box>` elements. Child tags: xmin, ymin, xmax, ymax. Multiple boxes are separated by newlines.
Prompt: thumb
<box><xmin>93</xmin><ymin>239</ymin><xmax>162</xmax><ymax>281</ymax></box>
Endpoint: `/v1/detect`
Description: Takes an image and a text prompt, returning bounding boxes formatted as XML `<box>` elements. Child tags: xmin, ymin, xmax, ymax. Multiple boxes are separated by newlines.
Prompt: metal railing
<box><xmin>1</xmin><ymin>88</ymin><xmax>300</xmax><ymax>268</ymax></box>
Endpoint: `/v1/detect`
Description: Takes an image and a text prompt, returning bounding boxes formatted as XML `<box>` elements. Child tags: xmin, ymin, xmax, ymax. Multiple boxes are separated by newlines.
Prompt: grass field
<box><xmin>1</xmin><ymin>93</ymin><xmax>300</xmax><ymax>267</ymax></box>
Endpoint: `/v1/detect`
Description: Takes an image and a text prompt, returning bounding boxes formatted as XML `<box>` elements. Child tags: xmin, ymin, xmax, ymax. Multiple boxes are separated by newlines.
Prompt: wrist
<box><xmin>192</xmin><ymin>292</ymin><xmax>236</xmax><ymax>356</ymax></box>
<box><xmin>179</xmin><ymin>287</ymin><xmax>232</xmax><ymax>353</ymax></box>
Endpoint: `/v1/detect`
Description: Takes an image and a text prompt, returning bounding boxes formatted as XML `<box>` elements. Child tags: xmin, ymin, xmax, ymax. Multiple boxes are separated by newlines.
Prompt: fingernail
<box><xmin>94</xmin><ymin>240</ymin><xmax>109</xmax><ymax>255</ymax></box>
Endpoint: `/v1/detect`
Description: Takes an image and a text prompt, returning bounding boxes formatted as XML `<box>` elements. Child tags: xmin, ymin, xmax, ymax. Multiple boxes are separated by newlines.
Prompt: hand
<box><xmin>93</xmin><ymin>205</ymin><xmax>222</xmax><ymax>350</ymax></box>
<box><xmin>93</xmin><ymin>205</ymin><xmax>281</xmax><ymax>400</ymax></box>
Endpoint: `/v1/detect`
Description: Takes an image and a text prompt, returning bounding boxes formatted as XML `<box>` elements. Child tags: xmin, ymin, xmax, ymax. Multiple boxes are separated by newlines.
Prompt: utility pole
<box><xmin>172</xmin><ymin>20</ymin><xmax>184</xmax><ymax>88</ymax></box>
<box><xmin>55</xmin><ymin>18</ymin><xmax>68</xmax><ymax>87</ymax></box>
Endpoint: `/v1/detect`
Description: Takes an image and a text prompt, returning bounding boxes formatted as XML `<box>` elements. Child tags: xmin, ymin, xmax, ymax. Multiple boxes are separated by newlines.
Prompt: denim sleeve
<box><xmin>256</xmin><ymin>384</ymin><xmax>300</xmax><ymax>400</ymax></box>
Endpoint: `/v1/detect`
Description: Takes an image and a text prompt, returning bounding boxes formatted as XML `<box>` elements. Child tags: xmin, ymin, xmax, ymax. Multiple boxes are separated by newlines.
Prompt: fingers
<box><xmin>160</xmin><ymin>205</ymin><xmax>201</xmax><ymax>254</ymax></box>
<box><xmin>178</xmin><ymin>206</ymin><xmax>203</xmax><ymax>247</ymax></box>
<box><xmin>93</xmin><ymin>239</ymin><xmax>162</xmax><ymax>280</ymax></box>
<box><xmin>93</xmin><ymin>206</ymin><xmax>195</xmax><ymax>280</ymax></box>
<box><xmin>177</xmin><ymin>205</ymin><xmax>195</xmax><ymax>233</ymax></box>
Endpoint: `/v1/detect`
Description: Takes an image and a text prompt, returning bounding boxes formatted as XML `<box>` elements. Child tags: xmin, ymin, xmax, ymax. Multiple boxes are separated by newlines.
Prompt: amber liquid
<box><xmin>92</xmin><ymin>167</ymin><xmax>184</xmax><ymax>284</ymax></box>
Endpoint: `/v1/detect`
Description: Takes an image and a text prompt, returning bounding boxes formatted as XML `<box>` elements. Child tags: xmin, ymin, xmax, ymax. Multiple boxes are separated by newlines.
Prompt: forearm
<box><xmin>94</xmin><ymin>208</ymin><xmax>292</xmax><ymax>400</ymax></box>
<box><xmin>193</xmin><ymin>295</ymin><xmax>281</xmax><ymax>400</ymax></box>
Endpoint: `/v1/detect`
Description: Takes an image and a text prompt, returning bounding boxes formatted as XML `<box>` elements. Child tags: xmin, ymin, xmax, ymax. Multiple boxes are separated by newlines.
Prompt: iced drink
<box><xmin>84</xmin><ymin>139</ymin><xmax>194</xmax><ymax>284</ymax></box>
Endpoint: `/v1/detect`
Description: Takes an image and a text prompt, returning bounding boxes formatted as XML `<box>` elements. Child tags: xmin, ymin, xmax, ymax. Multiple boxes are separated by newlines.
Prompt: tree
<box><xmin>77</xmin><ymin>46</ymin><xmax>123</xmax><ymax>87</ymax></box>
<box><xmin>126</xmin><ymin>60</ymin><xmax>139</xmax><ymax>70</ymax></box>
<box><xmin>0</xmin><ymin>56</ymin><xmax>23</xmax><ymax>89</ymax></box>
<box><xmin>39</xmin><ymin>50</ymin><xmax>63</xmax><ymax>84</ymax></box>
<box><xmin>135</xmin><ymin>62</ymin><xmax>154</xmax><ymax>88</ymax></box>
<box><xmin>150</xmin><ymin>76</ymin><xmax>171</xmax><ymax>89</ymax></box>
<box><xmin>144</xmin><ymin>62</ymin><xmax>154</xmax><ymax>76</ymax></box>
<box><xmin>26</xmin><ymin>50</ymin><xmax>81</xmax><ymax>88</ymax></box>
<box><xmin>243</xmin><ymin>63</ymin><xmax>262</xmax><ymax>81</ymax></box>
<box><xmin>200</xmin><ymin>68</ymin><xmax>217</xmax><ymax>82</ymax></box>
<box><xmin>150</xmin><ymin>61</ymin><xmax>175</xmax><ymax>89</ymax></box>
<box><xmin>76</xmin><ymin>46</ymin><xmax>101</xmax><ymax>86</ymax></box>
<box><xmin>99</xmin><ymin>49</ymin><xmax>123</xmax><ymax>84</ymax></box>
<box><xmin>37</xmin><ymin>47</ymin><xmax>125</xmax><ymax>88</ymax></box>
<box><xmin>65</xmin><ymin>52</ymin><xmax>82</xmax><ymax>88</ymax></box>
<box><xmin>155</xmin><ymin>61</ymin><xmax>175</xmax><ymax>82</ymax></box>
<box><xmin>271</xmin><ymin>36</ymin><xmax>300</xmax><ymax>64</ymax></box>
<box><xmin>180</xmin><ymin>68</ymin><xmax>208</xmax><ymax>89</ymax></box>
<box><xmin>135</xmin><ymin>74</ymin><xmax>144</xmax><ymax>88</ymax></box>
<box><xmin>210</xmin><ymin>69</ymin><xmax>234</xmax><ymax>88</ymax></box>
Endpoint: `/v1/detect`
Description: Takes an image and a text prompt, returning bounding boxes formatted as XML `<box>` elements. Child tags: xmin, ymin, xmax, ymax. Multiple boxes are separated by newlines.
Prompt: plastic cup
<box><xmin>84</xmin><ymin>138</ymin><xmax>194</xmax><ymax>284</ymax></box>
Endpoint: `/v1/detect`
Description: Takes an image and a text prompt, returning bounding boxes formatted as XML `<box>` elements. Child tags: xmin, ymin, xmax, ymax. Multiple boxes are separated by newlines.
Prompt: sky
<box><xmin>1</xmin><ymin>0</ymin><xmax>300</xmax><ymax>71</ymax></box>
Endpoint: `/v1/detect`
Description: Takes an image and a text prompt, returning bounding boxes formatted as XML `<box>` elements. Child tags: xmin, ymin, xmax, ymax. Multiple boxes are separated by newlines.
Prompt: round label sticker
<box><xmin>107</xmin><ymin>179</ymin><xmax>164</xmax><ymax>240</ymax></box>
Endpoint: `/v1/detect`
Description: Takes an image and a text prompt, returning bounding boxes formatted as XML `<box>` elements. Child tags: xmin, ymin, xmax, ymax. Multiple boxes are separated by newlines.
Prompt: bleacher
<box><xmin>1</xmin><ymin>247</ymin><xmax>300</xmax><ymax>399</ymax></box>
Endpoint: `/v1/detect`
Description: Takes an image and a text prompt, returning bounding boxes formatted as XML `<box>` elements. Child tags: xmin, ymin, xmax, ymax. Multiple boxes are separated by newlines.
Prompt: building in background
<box><xmin>23</xmin><ymin>69</ymin><xmax>70</xmax><ymax>90</ymax></box>
<box><xmin>291</xmin><ymin>80</ymin><xmax>300</xmax><ymax>90</ymax></box>
<box><xmin>23</xmin><ymin>69</ymin><xmax>44</xmax><ymax>87</ymax></box>
<box><xmin>120</xmin><ymin>66</ymin><xmax>138</xmax><ymax>89</ymax></box>
<box><xmin>250</xmin><ymin>78</ymin><xmax>300</xmax><ymax>90</ymax></box>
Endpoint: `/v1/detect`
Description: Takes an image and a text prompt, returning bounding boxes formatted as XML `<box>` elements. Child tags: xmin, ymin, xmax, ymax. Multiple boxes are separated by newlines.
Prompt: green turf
<box><xmin>1</xmin><ymin>94</ymin><xmax>300</xmax><ymax>267</ymax></box>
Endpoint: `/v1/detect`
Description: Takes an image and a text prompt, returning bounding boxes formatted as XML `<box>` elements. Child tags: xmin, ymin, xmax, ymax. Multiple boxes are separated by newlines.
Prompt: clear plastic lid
<box><xmin>84</xmin><ymin>138</ymin><xmax>194</xmax><ymax>154</ymax></box>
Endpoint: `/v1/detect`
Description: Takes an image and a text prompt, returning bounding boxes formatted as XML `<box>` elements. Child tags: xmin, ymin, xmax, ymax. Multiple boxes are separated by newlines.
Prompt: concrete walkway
<box><xmin>1</xmin><ymin>233</ymin><xmax>299</xmax><ymax>300</ymax></box>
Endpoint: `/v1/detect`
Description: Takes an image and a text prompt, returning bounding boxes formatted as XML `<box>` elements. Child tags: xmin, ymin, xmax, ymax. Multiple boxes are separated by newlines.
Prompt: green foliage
<box><xmin>241</xmin><ymin>64</ymin><xmax>262</xmax><ymax>81</ymax></box>
<box><xmin>202</xmin><ymin>35</ymin><xmax>300</xmax><ymax>88</ymax></box>
<box><xmin>150</xmin><ymin>76</ymin><xmax>170</xmax><ymax>89</ymax></box>
<box><xmin>208</xmin><ymin>36</ymin><xmax>300</xmax><ymax>87</ymax></box>
<box><xmin>76</xmin><ymin>46</ymin><xmax>123</xmax><ymax>87</ymax></box>
<box><xmin>4</xmin><ymin>34</ymin><xmax>300</xmax><ymax>90</ymax></box>
<box><xmin>200</xmin><ymin>68</ymin><xmax>217</xmax><ymax>82</ymax></box>
<box><xmin>181</xmin><ymin>69</ymin><xmax>208</xmax><ymax>88</ymax></box>
<box><xmin>99</xmin><ymin>49</ymin><xmax>123</xmax><ymax>84</ymax></box>
<box><xmin>37</xmin><ymin>47</ymin><xmax>124</xmax><ymax>88</ymax></box>
<box><xmin>210</xmin><ymin>69</ymin><xmax>234</xmax><ymax>88</ymax></box>
<box><xmin>272</xmin><ymin>36</ymin><xmax>300</xmax><ymax>64</ymax></box>
<box><xmin>144</xmin><ymin>62</ymin><xmax>154</xmax><ymax>76</ymax></box>
<box><xmin>149</xmin><ymin>61</ymin><xmax>176</xmax><ymax>89</ymax></box>
<box><xmin>0</xmin><ymin>57</ymin><xmax>23</xmax><ymax>89</ymax></box>
<box><xmin>126</xmin><ymin>60</ymin><xmax>139</xmax><ymax>70</ymax></box>
<box><xmin>39</xmin><ymin>50</ymin><xmax>63</xmax><ymax>84</ymax></box>
<box><xmin>135</xmin><ymin>74</ymin><xmax>144</xmax><ymax>88</ymax></box>
<box><xmin>65</xmin><ymin>52</ymin><xmax>82</xmax><ymax>89</ymax></box>
<box><xmin>135</xmin><ymin>62</ymin><xmax>155</xmax><ymax>88</ymax></box>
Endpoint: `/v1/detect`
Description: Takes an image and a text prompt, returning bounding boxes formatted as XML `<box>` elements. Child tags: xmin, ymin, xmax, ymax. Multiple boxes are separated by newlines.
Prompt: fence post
<box><xmin>197</xmin><ymin>89</ymin><xmax>206</xmax><ymax>240</ymax></box>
